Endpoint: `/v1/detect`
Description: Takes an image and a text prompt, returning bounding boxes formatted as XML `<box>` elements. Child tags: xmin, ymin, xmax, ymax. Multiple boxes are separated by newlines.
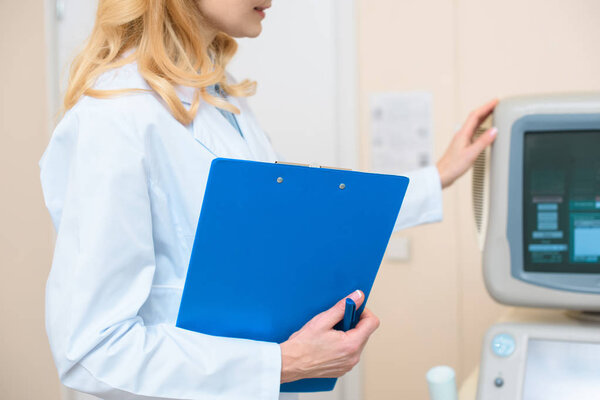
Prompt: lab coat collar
<box><xmin>166</xmin><ymin>80</ymin><xmax>252</xmax><ymax>160</ymax></box>
<box><xmin>174</xmin><ymin>80</ymin><xmax>276</xmax><ymax>162</ymax></box>
<box><xmin>189</xmin><ymin>93</ymin><xmax>278</xmax><ymax>163</ymax></box>
<box><xmin>175</xmin><ymin>85</ymin><xmax>196</xmax><ymax>106</ymax></box>
<box><xmin>99</xmin><ymin>60</ymin><xmax>276</xmax><ymax>162</ymax></box>
<box><xmin>190</xmin><ymin>96</ymin><xmax>253</xmax><ymax>160</ymax></box>
<box><xmin>116</xmin><ymin>49</ymin><xmax>201</xmax><ymax>106</ymax></box>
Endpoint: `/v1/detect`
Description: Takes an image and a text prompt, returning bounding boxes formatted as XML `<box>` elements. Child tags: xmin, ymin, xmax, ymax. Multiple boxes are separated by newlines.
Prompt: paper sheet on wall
<box><xmin>370</xmin><ymin>92</ymin><xmax>433</xmax><ymax>175</ymax></box>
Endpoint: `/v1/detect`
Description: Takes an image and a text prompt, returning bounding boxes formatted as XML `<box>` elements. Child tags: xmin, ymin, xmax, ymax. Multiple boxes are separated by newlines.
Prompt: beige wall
<box><xmin>0</xmin><ymin>1</ymin><xmax>60</xmax><ymax>399</ymax></box>
<box><xmin>359</xmin><ymin>0</ymin><xmax>600</xmax><ymax>399</ymax></box>
<box><xmin>358</xmin><ymin>1</ymin><xmax>465</xmax><ymax>399</ymax></box>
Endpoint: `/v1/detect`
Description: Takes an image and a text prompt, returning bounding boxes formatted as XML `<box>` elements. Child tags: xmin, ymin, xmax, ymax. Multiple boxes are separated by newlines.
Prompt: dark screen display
<box><xmin>523</xmin><ymin>131</ymin><xmax>600</xmax><ymax>273</ymax></box>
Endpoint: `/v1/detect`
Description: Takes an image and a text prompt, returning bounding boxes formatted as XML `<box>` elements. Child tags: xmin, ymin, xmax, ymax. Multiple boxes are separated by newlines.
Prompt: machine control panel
<box><xmin>477</xmin><ymin>321</ymin><xmax>600</xmax><ymax>400</ymax></box>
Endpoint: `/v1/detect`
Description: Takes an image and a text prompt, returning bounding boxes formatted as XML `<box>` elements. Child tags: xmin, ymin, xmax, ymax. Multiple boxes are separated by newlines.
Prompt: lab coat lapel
<box><xmin>230</xmin><ymin>96</ymin><xmax>279</xmax><ymax>163</ymax></box>
<box><xmin>176</xmin><ymin>85</ymin><xmax>277</xmax><ymax>162</ymax></box>
<box><xmin>176</xmin><ymin>85</ymin><xmax>253</xmax><ymax>160</ymax></box>
<box><xmin>191</xmin><ymin>103</ymin><xmax>253</xmax><ymax>160</ymax></box>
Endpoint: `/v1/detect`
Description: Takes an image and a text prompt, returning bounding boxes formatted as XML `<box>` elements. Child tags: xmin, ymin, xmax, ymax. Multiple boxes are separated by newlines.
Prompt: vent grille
<box><xmin>472</xmin><ymin>118</ymin><xmax>492</xmax><ymax>250</ymax></box>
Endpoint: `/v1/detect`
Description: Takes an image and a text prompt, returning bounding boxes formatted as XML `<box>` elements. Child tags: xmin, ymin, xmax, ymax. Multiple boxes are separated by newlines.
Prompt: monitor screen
<box><xmin>522</xmin><ymin>339</ymin><xmax>600</xmax><ymax>400</ymax></box>
<box><xmin>523</xmin><ymin>130</ymin><xmax>600</xmax><ymax>273</ymax></box>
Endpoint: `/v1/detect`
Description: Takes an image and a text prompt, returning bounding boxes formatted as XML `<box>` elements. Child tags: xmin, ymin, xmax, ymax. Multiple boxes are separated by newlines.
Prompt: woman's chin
<box><xmin>245</xmin><ymin>27</ymin><xmax>263</xmax><ymax>38</ymax></box>
<box><xmin>228</xmin><ymin>24</ymin><xmax>263</xmax><ymax>39</ymax></box>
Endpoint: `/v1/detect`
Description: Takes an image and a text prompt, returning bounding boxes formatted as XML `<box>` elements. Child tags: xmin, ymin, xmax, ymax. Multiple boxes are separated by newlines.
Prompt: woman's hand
<box><xmin>436</xmin><ymin>99</ymin><xmax>499</xmax><ymax>189</ymax></box>
<box><xmin>279</xmin><ymin>290</ymin><xmax>380</xmax><ymax>383</ymax></box>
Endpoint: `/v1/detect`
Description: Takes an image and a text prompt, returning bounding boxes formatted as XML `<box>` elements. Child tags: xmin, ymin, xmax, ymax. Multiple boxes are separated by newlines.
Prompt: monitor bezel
<box><xmin>507</xmin><ymin>114</ymin><xmax>600</xmax><ymax>294</ymax></box>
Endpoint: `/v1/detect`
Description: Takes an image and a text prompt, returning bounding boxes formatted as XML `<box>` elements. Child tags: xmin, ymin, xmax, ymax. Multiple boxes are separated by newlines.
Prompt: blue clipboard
<box><xmin>176</xmin><ymin>158</ymin><xmax>409</xmax><ymax>392</ymax></box>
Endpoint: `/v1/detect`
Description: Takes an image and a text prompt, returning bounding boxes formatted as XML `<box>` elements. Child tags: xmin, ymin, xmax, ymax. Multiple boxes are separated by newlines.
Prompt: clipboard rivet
<box><xmin>339</xmin><ymin>183</ymin><xmax>346</xmax><ymax>190</ymax></box>
<box><xmin>277</xmin><ymin>177</ymin><xmax>284</xmax><ymax>183</ymax></box>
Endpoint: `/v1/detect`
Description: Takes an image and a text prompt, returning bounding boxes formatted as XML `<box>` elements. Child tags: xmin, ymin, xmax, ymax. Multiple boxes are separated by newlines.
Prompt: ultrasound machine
<box><xmin>476</xmin><ymin>93</ymin><xmax>600</xmax><ymax>400</ymax></box>
<box><xmin>429</xmin><ymin>93</ymin><xmax>600</xmax><ymax>400</ymax></box>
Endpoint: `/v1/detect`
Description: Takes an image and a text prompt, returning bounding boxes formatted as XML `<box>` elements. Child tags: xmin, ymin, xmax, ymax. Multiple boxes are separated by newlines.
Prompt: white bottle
<box><xmin>426</xmin><ymin>366</ymin><xmax>458</xmax><ymax>400</ymax></box>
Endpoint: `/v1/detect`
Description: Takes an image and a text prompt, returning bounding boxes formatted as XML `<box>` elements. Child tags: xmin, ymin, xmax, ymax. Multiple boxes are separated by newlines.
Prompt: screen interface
<box><xmin>522</xmin><ymin>339</ymin><xmax>600</xmax><ymax>400</ymax></box>
<box><xmin>523</xmin><ymin>131</ymin><xmax>600</xmax><ymax>273</ymax></box>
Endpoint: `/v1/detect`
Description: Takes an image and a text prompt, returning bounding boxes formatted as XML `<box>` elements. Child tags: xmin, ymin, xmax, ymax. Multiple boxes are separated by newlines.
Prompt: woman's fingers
<box><xmin>310</xmin><ymin>290</ymin><xmax>365</xmax><ymax>331</ymax></box>
<box><xmin>347</xmin><ymin>308</ymin><xmax>380</xmax><ymax>343</ymax></box>
<box><xmin>461</xmin><ymin>98</ymin><xmax>498</xmax><ymax>137</ymax></box>
<box><xmin>468</xmin><ymin>126</ymin><xmax>498</xmax><ymax>159</ymax></box>
<box><xmin>280</xmin><ymin>299</ymin><xmax>379</xmax><ymax>383</ymax></box>
<box><xmin>436</xmin><ymin>98</ymin><xmax>499</xmax><ymax>189</ymax></box>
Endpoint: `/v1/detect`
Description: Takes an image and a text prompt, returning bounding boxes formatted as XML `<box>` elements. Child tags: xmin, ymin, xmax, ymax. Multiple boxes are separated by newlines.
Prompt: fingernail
<box><xmin>349</xmin><ymin>290</ymin><xmax>362</xmax><ymax>301</ymax></box>
<box><xmin>489</xmin><ymin>127</ymin><xmax>498</xmax><ymax>137</ymax></box>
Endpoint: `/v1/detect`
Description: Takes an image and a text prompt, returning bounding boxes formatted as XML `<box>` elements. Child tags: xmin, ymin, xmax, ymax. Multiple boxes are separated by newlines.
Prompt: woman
<box><xmin>40</xmin><ymin>0</ymin><xmax>497</xmax><ymax>399</ymax></box>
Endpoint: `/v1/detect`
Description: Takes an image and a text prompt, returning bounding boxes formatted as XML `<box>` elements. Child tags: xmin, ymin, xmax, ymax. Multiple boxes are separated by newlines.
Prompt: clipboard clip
<box><xmin>275</xmin><ymin>161</ymin><xmax>352</xmax><ymax>171</ymax></box>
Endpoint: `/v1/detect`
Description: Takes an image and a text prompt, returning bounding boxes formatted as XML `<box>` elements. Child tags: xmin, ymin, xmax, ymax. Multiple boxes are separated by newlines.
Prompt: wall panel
<box><xmin>0</xmin><ymin>1</ymin><xmax>59</xmax><ymax>399</ymax></box>
<box><xmin>358</xmin><ymin>1</ymin><xmax>461</xmax><ymax>398</ymax></box>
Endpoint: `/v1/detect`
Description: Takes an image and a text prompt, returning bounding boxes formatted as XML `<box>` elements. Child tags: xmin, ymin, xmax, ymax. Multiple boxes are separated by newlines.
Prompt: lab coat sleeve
<box><xmin>44</xmin><ymin>104</ymin><xmax>281</xmax><ymax>400</ymax></box>
<box><xmin>393</xmin><ymin>165</ymin><xmax>443</xmax><ymax>231</ymax></box>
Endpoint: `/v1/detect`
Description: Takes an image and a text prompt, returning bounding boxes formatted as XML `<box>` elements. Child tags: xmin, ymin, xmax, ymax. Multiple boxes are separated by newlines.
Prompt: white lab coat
<box><xmin>40</xmin><ymin>62</ymin><xmax>442</xmax><ymax>400</ymax></box>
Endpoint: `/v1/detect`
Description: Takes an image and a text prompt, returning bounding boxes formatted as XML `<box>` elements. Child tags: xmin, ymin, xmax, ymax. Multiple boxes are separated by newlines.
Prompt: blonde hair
<box><xmin>64</xmin><ymin>0</ymin><xmax>255</xmax><ymax>125</ymax></box>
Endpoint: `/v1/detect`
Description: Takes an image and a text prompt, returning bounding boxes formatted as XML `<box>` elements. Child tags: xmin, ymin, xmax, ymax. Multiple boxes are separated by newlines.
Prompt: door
<box><xmin>48</xmin><ymin>1</ymin><xmax>359</xmax><ymax>399</ymax></box>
